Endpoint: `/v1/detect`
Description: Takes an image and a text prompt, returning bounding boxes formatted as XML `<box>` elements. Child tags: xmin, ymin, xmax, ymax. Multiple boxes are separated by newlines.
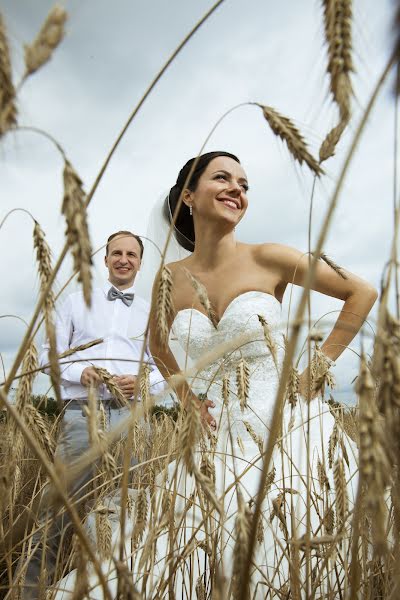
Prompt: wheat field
<box><xmin>1</xmin><ymin>1</ymin><xmax>400</xmax><ymax>598</ymax></box>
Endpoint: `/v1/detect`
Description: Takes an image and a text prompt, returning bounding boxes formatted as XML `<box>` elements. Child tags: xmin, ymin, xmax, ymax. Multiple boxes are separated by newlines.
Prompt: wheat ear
<box><xmin>93</xmin><ymin>366</ymin><xmax>128</xmax><ymax>408</ymax></box>
<box><xmin>322</xmin><ymin>0</ymin><xmax>353</xmax><ymax>117</ymax></box>
<box><xmin>185</xmin><ymin>268</ymin><xmax>218</xmax><ymax>328</ymax></box>
<box><xmin>179</xmin><ymin>392</ymin><xmax>201</xmax><ymax>475</ymax></box>
<box><xmin>0</xmin><ymin>12</ymin><xmax>17</xmax><ymax>136</ymax></box>
<box><xmin>257</xmin><ymin>314</ymin><xmax>278</xmax><ymax>369</ymax></box>
<box><xmin>23</xmin><ymin>5</ymin><xmax>67</xmax><ymax>77</ymax></box>
<box><xmin>319</xmin><ymin>0</ymin><xmax>353</xmax><ymax>161</ymax></box>
<box><xmin>256</xmin><ymin>104</ymin><xmax>323</xmax><ymax>176</ymax></box>
<box><xmin>25</xmin><ymin>403</ymin><xmax>55</xmax><ymax>458</ymax></box>
<box><xmin>286</xmin><ymin>366</ymin><xmax>299</xmax><ymax>409</ymax></box>
<box><xmin>236</xmin><ymin>358</ymin><xmax>250</xmax><ymax>411</ymax></box>
<box><xmin>33</xmin><ymin>220</ymin><xmax>63</xmax><ymax>407</ymax></box>
<box><xmin>62</xmin><ymin>160</ymin><xmax>93</xmax><ymax>307</ymax></box>
<box><xmin>155</xmin><ymin>265</ymin><xmax>174</xmax><ymax>348</ymax></box>
<box><xmin>232</xmin><ymin>492</ymin><xmax>251</xmax><ymax>599</ymax></box>
<box><xmin>139</xmin><ymin>362</ymin><xmax>151</xmax><ymax>417</ymax></box>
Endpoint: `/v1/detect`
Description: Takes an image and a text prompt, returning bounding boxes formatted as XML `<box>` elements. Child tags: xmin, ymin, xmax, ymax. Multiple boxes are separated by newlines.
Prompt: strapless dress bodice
<box><xmin>171</xmin><ymin>291</ymin><xmax>284</xmax><ymax>383</ymax></box>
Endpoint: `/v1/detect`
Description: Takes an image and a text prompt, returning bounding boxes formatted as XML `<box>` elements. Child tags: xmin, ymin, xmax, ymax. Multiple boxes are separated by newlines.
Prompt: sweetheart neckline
<box><xmin>172</xmin><ymin>290</ymin><xmax>281</xmax><ymax>329</ymax></box>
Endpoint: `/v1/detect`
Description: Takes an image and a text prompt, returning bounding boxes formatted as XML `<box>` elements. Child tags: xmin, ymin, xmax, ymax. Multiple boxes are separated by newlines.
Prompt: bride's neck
<box><xmin>191</xmin><ymin>225</ymin><xmax>237</xmax><ymax>269</ymax></box>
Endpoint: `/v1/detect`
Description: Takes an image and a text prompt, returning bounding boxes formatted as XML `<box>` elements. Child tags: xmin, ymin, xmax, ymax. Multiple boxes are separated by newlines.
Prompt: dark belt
<box><xmin>64</xmin><ymin>398</ymin><xmax>131</xmax><ymax>410</ymax></box>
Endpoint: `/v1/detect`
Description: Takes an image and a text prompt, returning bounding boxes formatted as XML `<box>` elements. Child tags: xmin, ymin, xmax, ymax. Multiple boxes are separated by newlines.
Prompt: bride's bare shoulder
<box><xmin>252</xmin><ymin>242</ymin><xmax>297</xmax><ymax>262</ymax></box>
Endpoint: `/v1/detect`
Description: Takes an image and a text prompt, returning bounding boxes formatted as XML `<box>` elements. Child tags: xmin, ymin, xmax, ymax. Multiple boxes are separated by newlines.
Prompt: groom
<box><xmin>22</xmin><ymin>230</ymin><xmax>165</xmax><ymax>599</ymax></box>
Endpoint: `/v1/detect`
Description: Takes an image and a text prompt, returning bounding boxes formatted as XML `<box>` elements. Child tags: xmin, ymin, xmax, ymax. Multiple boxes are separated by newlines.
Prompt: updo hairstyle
<box><xmin>164</xmin><ymin>151</ymin><xmax>240</xmax><ymax>251</ymax></box>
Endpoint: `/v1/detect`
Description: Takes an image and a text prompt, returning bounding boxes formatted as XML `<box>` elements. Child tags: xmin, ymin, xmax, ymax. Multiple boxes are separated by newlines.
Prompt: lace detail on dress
<box><xmin>172</xmin><ymin>291</ymin><xmax>285</xmax><ymax>435</ymax></box>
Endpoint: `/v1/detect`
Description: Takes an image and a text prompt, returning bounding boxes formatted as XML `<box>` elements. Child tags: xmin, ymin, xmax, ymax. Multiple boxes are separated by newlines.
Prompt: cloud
<box><xmin>0</xmin><ymin>0</ymin><xmax>394</xmax><ymax>396</ymax></box>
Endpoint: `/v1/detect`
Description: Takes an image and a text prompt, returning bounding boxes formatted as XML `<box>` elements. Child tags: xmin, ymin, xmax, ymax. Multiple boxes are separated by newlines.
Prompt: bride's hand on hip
<box><xmin>196</xmin><ymin>395</ymin><xmax>216</xmax><ymax>431</ymax></box>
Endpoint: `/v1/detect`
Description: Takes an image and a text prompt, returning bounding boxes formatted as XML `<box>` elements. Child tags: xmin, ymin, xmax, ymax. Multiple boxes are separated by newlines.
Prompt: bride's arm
<box><xmin>257</xmin><ymin>243</ymin><xmax>378</xmax><ymax>394</ymax></box>
<box><xmin>148</xmin><ymin>269</ymin><xmax>216</xmax><ymax>429</ymax></box>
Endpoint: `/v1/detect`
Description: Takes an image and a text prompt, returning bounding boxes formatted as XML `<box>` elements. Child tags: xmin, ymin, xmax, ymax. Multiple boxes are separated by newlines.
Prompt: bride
<box><xmin>54</xmin><ymin>151</ymin><xmax>376</xmax><ymax>598</ymax></box>
<box><xmin>145</xmin><ymin>151</ymin><xmax>376</xmax><ymax>597</ymax></box>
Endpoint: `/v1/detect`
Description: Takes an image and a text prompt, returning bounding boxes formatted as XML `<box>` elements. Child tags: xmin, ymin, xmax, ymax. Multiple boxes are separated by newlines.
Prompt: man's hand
<box><xmin>113</xmin><ymin>375</ymin><xmax>138</xmax><ymax>399</ymax></box>
<box><xmin>80</xmin><ymin>366</ymin><xmax>101</xmax><ymax>387</ymax></box>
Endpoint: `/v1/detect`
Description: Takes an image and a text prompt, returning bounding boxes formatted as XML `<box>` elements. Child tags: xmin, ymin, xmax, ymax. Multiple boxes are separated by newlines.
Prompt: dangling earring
<box><xmin>189</xmin><ymin>205</ymin><xmax>193</xmax><ymax>216</ymax></box>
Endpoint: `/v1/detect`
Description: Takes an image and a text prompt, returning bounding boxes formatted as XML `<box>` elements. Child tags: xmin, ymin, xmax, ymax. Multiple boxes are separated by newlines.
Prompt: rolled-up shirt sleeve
<box><xmin>39</xmin><ymin>296</ymin><xmax>91</xmax><ymax>385</ymax></box>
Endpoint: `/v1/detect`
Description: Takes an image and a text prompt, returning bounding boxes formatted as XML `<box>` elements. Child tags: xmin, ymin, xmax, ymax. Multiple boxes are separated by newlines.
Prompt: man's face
<box><xmin>105</xmin><ymin>235</ymin><xmax>142</xmax><ymax>289</ymax></box>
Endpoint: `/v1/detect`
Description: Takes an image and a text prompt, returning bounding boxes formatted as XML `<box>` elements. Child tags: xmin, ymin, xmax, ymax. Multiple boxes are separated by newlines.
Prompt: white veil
<box><xmin>135</xmin><ymin>192</ymin><xmax>190</xmax><ymax>302</ymax></box>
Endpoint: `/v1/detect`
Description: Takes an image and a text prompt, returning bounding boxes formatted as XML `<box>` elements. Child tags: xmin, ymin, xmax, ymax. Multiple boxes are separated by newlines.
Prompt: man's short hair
<box><xmin>106</xmin><ymin>231</ymin><xmax>144</xmax><ymax>258</ymax></box>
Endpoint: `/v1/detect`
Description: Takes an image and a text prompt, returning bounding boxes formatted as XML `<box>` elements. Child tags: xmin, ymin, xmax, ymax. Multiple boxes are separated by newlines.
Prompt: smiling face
<box><xmin>184</xmin><ymin>156</ymin><xmax>249</xmax><ymax>227</ymax></box>
<box><xmin>105</xmin><ymin>234</ymin><xmax>142</xmax><ymax>290</ymax></box>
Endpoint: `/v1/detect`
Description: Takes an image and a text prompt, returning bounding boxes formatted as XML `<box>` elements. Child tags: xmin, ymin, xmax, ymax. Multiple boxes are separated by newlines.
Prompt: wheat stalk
<box><xmin>179</xmin><ymin>392</ymin><xmax>201</xmax><ymax>475</ymax></box>
<box><xmin>25</xmin><ymin>403</ymin><xmax>55</xmax><ymax>458</ymax></box>
<box><xmin>357</xmin><ymin>354</ymin><xmax>390</xmax><ymax>554</ymax></box>
<box><xmin>222</xmin><ymin>374</ymin><xmax>230</xmax><ymax>406</ymax></box>
<box><xmin>333</xmin><ymin>458</ymin><xmax>348</xmax><ymax>530</ymax></box>
<box><xmin>62</xmin><ymin>160</ymin><xmax>93</xmax><ymax>307</ymax></box>
<box><xmin>0</xmin><ymin>12</ymin><xmax>17</xmax><ymax>136</ymax></box>
<box><xmin>70</xmin><ymin>536</ymin><xmax>89</xmax><ymax>600</ymax></box>
<box><xmin>58</xmin><ymin>337</ymin><xmax>103</xmax><ymax>359</ymax></box>
<box><xmin>139</xmin><ymin>362</ymin><xmax>151</xmax><ymax>417</ymax></box>
<box><xmin>32</xmin><ymin>220</ymin><xmax>63</xmax><ymax>407</ymax></box>
<box><xmin>95</xmin><ymin>506</ymin><xmax>112</xmax><ymax>560</ymax></box>
<box><xmin>322</xmin><ymin>0</ymin><xmax>353</xmax><ymax>117</ymax></box>
<box><xmin>115</xmin><ymin>560</ymin><xmax>141</xmax><ymax>599</ymax></box>
<box><xmin>319</xmin><ymin>0</ymin><xmax>353</xmax><ymax>162</ymax></box>
<box><xmin>33</xmin><ymin>221</ymin><xmax>54</xmax><ymax>302</ymax></box>
<box><xmin>155</xmin><ymin>265</ymin><xmax>174</xmax><ymax>348</ymax></box>
<box><xmin>185</xmin><ymin>268</ymin><xmax>218</xmax><ymax>328</ymax></box>
<box><xmin>257</xmin><ymin>314</ymin><xmax>279</xmax><ymax>370</ymax></box>
<box><xmin>286</xmin><ymin>366</ymin><xmax>299</xmax><ymax>409</ymax></box>
<box><xmin>133</xmin><ymin>487</ymin><xmax>148</xmax><ymax>544</ymax></box>
<box><xmin>93</xmin><ymin>366</ymin><xmax>128</xmax><ymax>408</ymax></box>
<box><xmin>232</xmin><ymin>492</ymin><xmax>251</xmax><ymax>599</ymax></box>
<box><xmin>243</xmin><ymin>421</ymin><xmax>263</xmax><ymax>453</ymax></box>
<box><xmin>319</xmin><ymin>116</ymin><xmax>348</xmax><ymax>162</ymax></box>
<box><xmin>14</xmin><ymin>340</ymin><xmax>38</xmax><ymax>411</ymax></box>
<box><xmin>256</xmin><ymin>104</ymin><xmax>323</xmax><ymax>176</ymax></box>
<box><xmin>236</xmin><ymin>358</ymin><xmax>250</xmax><ymax>411</ymax></box>
<box><xmin>313</xmin><ymin>251</ymin><xmax>348</xmax><ymax>279</ymax></box>
<box><xmin>23</xmin><ymin>5</ymin><xmax>67</xmax><ymax>77</ymax></box>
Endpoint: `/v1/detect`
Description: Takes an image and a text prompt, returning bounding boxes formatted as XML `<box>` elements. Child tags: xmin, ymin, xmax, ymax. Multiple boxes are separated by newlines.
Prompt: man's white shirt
<box><xmin>39</xmin><ymin>281</ymin><xmax>166</xmax><ymax>400</ymax></box>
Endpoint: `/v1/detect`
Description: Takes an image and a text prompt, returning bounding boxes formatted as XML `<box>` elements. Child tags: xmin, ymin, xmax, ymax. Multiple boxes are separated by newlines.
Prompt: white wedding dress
<box><xmin>54</xmin><ymin>292</ymin><xmax>358</xmax><ymax>598</ymax></box>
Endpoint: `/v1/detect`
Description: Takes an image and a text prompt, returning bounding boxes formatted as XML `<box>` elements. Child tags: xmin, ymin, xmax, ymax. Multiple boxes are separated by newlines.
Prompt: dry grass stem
<box><xmin>155</xmin><ymin>265</ymin><xmax>174</xmax><ymax>348</ymax></box>
<box><xmin>62</xmin><ymin>159</ymin><xmax>93</xmax><ymax>307</ymax></box>
<box><xmin>0</xmin><ymin>12</ymin><xmax>17</xmax><ymax>136</ymax></box>
<box><xmin>256</xmin><ymin>104</ymin><xmax>323</xmax><ymax>176</ymax></box>
<box><xmin>23</xmin><ymin>5</ymin><xmax>67</xmax><ymax>77</ymax></box>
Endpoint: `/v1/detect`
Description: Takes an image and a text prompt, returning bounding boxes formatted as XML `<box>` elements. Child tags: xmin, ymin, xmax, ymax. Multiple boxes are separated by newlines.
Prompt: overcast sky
<box><xmin>0</xmin><ymin>0</ymin><xmax>396</xmax><ymax>398</ymax></box>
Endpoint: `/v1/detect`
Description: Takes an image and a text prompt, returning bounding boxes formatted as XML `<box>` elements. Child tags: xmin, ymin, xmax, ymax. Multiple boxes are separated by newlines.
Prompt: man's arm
<box><xmin>39</xmin><ymin>296</ymin><xmax>93</xmax><ymax>385</ymax></box>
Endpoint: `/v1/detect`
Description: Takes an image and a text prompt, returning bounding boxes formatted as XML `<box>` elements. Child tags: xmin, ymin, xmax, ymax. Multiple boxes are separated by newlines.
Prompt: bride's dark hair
<box><xmin>164</xmin><ymin>151</ymin><xmax>240</xmax><ymax>251</ymax></box>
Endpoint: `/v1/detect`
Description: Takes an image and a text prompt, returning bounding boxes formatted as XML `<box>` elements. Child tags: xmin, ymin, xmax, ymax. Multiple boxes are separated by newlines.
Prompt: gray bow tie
<box><xmin>107</xmin><ymin>287</ymin><xmax>134</xmax><ymax>306</ymax></box>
